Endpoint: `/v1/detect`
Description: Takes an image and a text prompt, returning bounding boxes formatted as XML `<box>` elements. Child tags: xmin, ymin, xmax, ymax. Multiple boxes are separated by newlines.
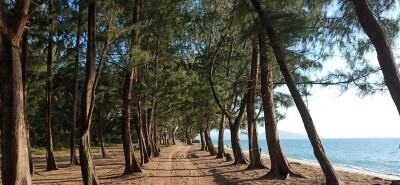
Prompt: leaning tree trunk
<box><xmin>351</xmin><ymin>0</ymin><xmax>400</xmax><ymax>116</ymax></box>
<box><xmin>79</xmin><ymin>1</ymin><xmax>99</xmax><ymax>184</ymax></box>
<box><xmin>204</xmin><ymin>117</ymin><xmax>217</xmax><ymax>155</ymax></box>
<box><xmin>258</xmin><ymin>31</ymin><xmax>301</xmax><ymax>179</ymax></box>
<box><xmin>69</xmin><ymin>0</ymin><xmax>81</xmax><ymax>167</ymax></box>
<box><xmin>246</xmin><ymin>39</ymin><xmax>265</xmax><ymax>169</ymax></box>
<box><xmin>22</xmin><ymin>29</ymin><xmax>35</xmax><ymax>175</ymax></box>
<box><xmin>249</xmin><ymin>1</ymin><xmax>343</xmax><ymax>184</ymax></box>
<box><xmin>45</xmin><ymin>0</ymin><xmax>58</xmax><ymax>170</ymax></box>
<box><xmin>216</xmin><ymin>114</ymin><xmax>226</xmax><ymax>158</ymax></box>
<box><xmin>200</xmin><ymin>128</ymin><xmax>206</xmax><ymax>151</ymax></box>
<box><xmin>122</xmin><ymin>69</ymin><xmax>141</xmax><ymax>174</ymax></box>
<box><xmin>0</xmin><ymin>1</ymin><xmax>32</xmax><ymax>184</ymax></box>
<box><xmin>229</xmin><ymin>95</ymin><xmax>249</xmax><ymax>165</ymax></box>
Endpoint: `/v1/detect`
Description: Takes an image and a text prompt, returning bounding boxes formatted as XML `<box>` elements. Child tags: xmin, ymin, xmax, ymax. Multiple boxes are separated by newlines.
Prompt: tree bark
<box><xmin>200</xmin><ymin>128</ymin><xmax>206</xmax><ymax>151</ymax></box>
<box><xmin>258</xmin><ymin>31</ymin><xmax>301</xmax><ymax>179</ymax></box>
<box><xmin>69</xmin><ymin>0</ymin><xmax>81</xmax><ymax>167</ymax></box>
<box><xmin>172</xmin><ymin>125</ymin><xmax>178</xmax><ymax>145</ymax></box>
<box><xmin>45</xmin><ymin>0</ymin><xmax>58</xmax><ymax>170</ymax></box>
<box><xmin>351</xmin><ymin>0</ymin><xmax>400</xmax><ymax>116</ymax></box>
<box><xmin>79</xmin><ymin>1</ymin><xmax>99</xmax><ymax>184</ymax></box>
<box><xmin>22</xmin><ymin>29</ymin><xmax>35</xmax><ymax>175</ymax></box>
<box><xmin>152</xmin><ymin>109</ymin><xmax>160</xmax><ymax>156</ymax></box>
<box><xmin>122</xmin><ymin>68</ymin><xmax>141</xmax><ymax>173</ymax></box>
<box><xmin>134</xmin><ymin>111</ymin><xmax>146</xmax><ymax>166</ymax></box>
<box><xmin>144</xmin><ymin>109</ymin><xmax>154</xmax><ymax>158</ymax></box>
<box><xmin>246</xmin><ymin>38</ymin><xmax>265</xmax><ymax>169</ymax></box>
<box><xmin>204</xmin><ymin>116</ymin><xmax>217</xmax><ymax>155</ymax></box>
<box><xmin>229</xmin><ymin>95</ymin><xmax>249</xmax><ymax>165</ymax></box>
<box><xmin>142</xmin><ymin>108</ymin><xmax>153</xmax><ymax>160</ymax></box>
<box><xmin>0</xmin><ymin>1</ymin><xmax>32</xmax><ymax>184</ymax></box>
<box><xmin>249</xmin><ymin>1</ymin><xmax>343</xmax><ymax>184</ymax></box>
<box><xmin>137</xmin><ymin>101</ymin><xmax>150</xmax><ymax>164</ymax></box>
<box><xmin>99</xmin><ymin>111</ymin><xmax>106</xmax><ymax>158</ymax></box>
<box><xmin>186</xmin><ymin>126</ymin><xmax>193</xmax><ymax>145</ymax></box>
<box><xmin>216</xmin><ymin>113</ymin><xmax>226</xmax><ymax>158</ymax></box>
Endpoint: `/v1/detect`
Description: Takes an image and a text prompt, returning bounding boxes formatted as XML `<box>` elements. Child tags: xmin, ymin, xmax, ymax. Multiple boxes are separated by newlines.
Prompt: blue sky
<box><xmin>276</xmin><ymin>43</ymin><xmax>400</xmax><ymax>138</ymax></box>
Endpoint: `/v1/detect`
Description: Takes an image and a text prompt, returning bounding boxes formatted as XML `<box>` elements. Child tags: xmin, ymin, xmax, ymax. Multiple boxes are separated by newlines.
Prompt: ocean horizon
<box><xmin>211</xmin><ymin>138</ymin><xmax>400</xmax><ymax>179</ymax></box>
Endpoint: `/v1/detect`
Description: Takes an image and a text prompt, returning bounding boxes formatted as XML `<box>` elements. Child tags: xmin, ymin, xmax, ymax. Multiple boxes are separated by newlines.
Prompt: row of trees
<box><xmin>0</xmin><ymin>0</ymin><xmax>399</xmax><ymax>185</ymax></box>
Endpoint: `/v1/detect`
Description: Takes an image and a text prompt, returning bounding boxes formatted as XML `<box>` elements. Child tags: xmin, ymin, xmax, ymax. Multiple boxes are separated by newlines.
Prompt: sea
<box><xmin>212</xmin><ymin>138</ymin><xmax>400</xmax><ymax>179</ymax></box>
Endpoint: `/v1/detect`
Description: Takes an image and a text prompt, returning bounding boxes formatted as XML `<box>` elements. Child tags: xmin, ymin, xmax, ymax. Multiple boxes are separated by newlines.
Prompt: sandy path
<box><xmin>29</xmin><ymin>142</ymin><xmax>219</xmax><ymax>185</ymax></box>
<box><xmin>136</xmin><ymin>143</ymin><xmax>216</xmax><ymax>185</ymax></box>
<box><xmin>2</xmin><ymin>142</ymin><xmax>394</xmax><ymax>184</ymax></box>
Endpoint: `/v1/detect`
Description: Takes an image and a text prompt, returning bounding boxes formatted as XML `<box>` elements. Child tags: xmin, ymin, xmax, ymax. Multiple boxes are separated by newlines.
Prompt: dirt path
<box><xmin>134</xmin><ymin>143</ymin><xmax>216</xmax><ymax>185</ymax></box>
<box><xmin>30</xmin><ymin>142</ymin><xmax>220</xmax><ymax>185</ymax></box>
<box><xmin>6</xmin><ymin>142</ymin><xmax>393</xmax><ymax>184</ymax></box>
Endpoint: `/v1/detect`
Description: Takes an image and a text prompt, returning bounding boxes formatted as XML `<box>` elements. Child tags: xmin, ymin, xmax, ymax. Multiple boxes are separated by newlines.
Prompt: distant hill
<box><xmin>200</xmin><ymin>129</ymin><xmax>308</xmax><ymax>140</ymax></box>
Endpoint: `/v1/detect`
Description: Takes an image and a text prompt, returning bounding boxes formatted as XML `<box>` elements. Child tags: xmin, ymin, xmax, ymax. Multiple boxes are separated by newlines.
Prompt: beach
<box><xmin>7</xmin><ymin>142</ymin><xmax>397</xmax><ymax>184</ymax></box>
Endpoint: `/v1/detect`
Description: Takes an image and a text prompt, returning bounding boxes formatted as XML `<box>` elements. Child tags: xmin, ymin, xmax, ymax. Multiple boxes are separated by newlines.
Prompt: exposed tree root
<box><xmin>262</xmin><ymin>170</ymin><xmax>305</xmax><ymax>180</ymax></box>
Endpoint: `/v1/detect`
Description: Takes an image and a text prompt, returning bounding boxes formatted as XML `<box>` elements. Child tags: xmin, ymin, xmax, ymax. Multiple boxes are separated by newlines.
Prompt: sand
<box><xmin>3</xmin><ymin>142</ymin><xmax>398</xmax><ymax>184</ymax></box>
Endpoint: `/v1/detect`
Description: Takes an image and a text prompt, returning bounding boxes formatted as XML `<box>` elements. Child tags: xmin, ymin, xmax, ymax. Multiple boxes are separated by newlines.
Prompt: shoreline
<box><xmin>223</xmin><ymin>146</ymin><xmax>400</xmax><ymax>181</ymax></box>
<box><xmin>286</xmin><ymin>157</ymin><xmax>400</xmax><ymax>180</ymax></box>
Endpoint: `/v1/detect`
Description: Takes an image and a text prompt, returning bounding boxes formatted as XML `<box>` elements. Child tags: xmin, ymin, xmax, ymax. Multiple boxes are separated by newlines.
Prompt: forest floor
<box><xmin>2</xmin><ymin>142</ymin><xmax>397</xmax><ymax>184</ymax></box>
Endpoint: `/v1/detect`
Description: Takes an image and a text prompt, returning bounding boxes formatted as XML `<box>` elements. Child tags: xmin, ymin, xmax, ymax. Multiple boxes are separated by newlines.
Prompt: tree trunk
<box><xmin>246</xmin><ymin>38</ymin><xmax>265</xmax><ymax>169</ymax></box>
<box><xmin>45</xmin><ymin>0</ymin><xmax>58</xmax><ymax>170</ymax></box>
<box><xmin>351</xmin><ymin>0</ymin><xmax>400</xmax><ymax>116</ymax></box>
<box><xmin>137</xmin><ymin>101</ymin><xmax>150</xmax><ymax>164</ymax></box>
<box><xmin>122</xmin><ymin>69</ymin><xmax>141</xmax><ymax>173</ymax></box>
<box><xmin>145</xmin><ymin>109</ymin><xmax>154</xmax><ymax>157</ymax></box>
<box><xmin>70</xmin><ymin>1</ymin><xmax>81</xmax><ymax>166</ymax></box>
<box><xmin>216</xmin><ymin>114</ymin><xmax>226</xmax><ymax>158</ymax></box>
<box><xmin>0</xmin><ymin>1</ymin><xmax>32</xmax><ymax>184</ymax></box>
<box><xmin>186</xmin><ymin>126</ymin><xmax>193</xmax><ymax>145</ymax></box>
<box><xmin>152</xmin><ymin>111</ymin><xmax>160</xmax><ymax>156</ymax></box>
<box><xmin>1</xmin><ymin>39</ymin><xmax>32</xmax><ymax>185</ymax></box>
<box><xmin>99</xmin><ymin>111</ymin><xmax>106</xmax><ymax>158</ymax></box>
<box><xmin>22</xmin><ymin>29</ymin><xmax>35</xmax><ymax>175</ymax></box>
<box><xmin>142</xmin><ymin>108</ymin><xmax>153</xmax><ymax>160</ymax></box>
<box><xmin>134</xmin><ymin>112</ymin><xmax>146</xmax><ymax>166</ymax></box>
<box><xmin>204</xmin><ymin>117</ymin><xmax>217</xmax><ymax>155</ymax></box>
<box><xmin>249</xmin><ymin>1</ymin><xmax>343</xmax><ymax>184</ymax></box>
<box><xmin>79</xmin><ymin>1</ymin><xmax>99</xmax><ymax>184</ymax></box>
<box><xmin>229</xmin><ymin>95</ymin><xmax>249</xmax><ymax>165</ymax></box>
<box><xmin>200</xmin><ymin>128</ymin><xmax>206</xmax><ymax>151</ymax></box>
<box><xmin>172</xmin><ymin>125</ymin><xmax>178</xmax><ymax>145</ymax></box>
<box><xmin>258</xmin><ymin>31</ymin><xmax>301</xmax><ymax>179</ymax></box>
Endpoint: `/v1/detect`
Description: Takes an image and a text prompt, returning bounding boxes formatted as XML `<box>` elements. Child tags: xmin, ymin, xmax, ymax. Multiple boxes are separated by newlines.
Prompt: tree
<box><xmin>246</xmin><ymin>38</ymin><xmax>265</xmax><ymax>169</ymax></box>
<box><xmin>204</xmin><ymin>108</ymin><xmax>217</xmax><ymax>155</ymax></box>
<box><xmin>249</xmin><ymin>0</ymin><xmax>343</xmax><ymax>184</ymax></box>
<box><xmin>79</xmin><ymin>0</ymin><xmax>99</xmax><ymax>184</ymax></box>
<box><xmin>22</xmin><ymin>28</ymin><xmax>35</xmax><ymax>175</ymax></box>
<box><xmin>69</xmin><ymin>0</ymin><xmax>82</xmax><ymax>167</ymax></box>
<box><xmin>121</xmin><ymin>0</ymin><xmax>144</xmax><ymax>173</ymax></box>
<box><xmin>258</xmin><ymin>30</ymin><xmax>301</xmax><ymax>179</ymax></box>
<box><xmin>216</xmin><ymin>113</ymin><xmax>226</xmax><ymax>158</ymax></box>
<box><xmin>351</xmin><ymin>0</ymin><xmax>400</xmax><ymax>116</ymax></box>
<box><xmin>0</xmin><ymin>0</ymin><xmax>32</xmax><ymax>184</ymax></box>
<box><xmin>45</xmin><ymin>0</ymin><xmax>58</xmax><ymax>171</ymax></box>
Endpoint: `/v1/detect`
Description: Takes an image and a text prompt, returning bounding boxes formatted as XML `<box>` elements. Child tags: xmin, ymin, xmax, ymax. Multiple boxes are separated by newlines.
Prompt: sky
<box><xmin>275</xmin><ymin>50</ymin><xmax>400</xmax><ymax>138</ymax></box>
<box><xmin>276</xmin><ymin>88</ymin><xmax>400</xmax><ymax>138</ymax></box>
